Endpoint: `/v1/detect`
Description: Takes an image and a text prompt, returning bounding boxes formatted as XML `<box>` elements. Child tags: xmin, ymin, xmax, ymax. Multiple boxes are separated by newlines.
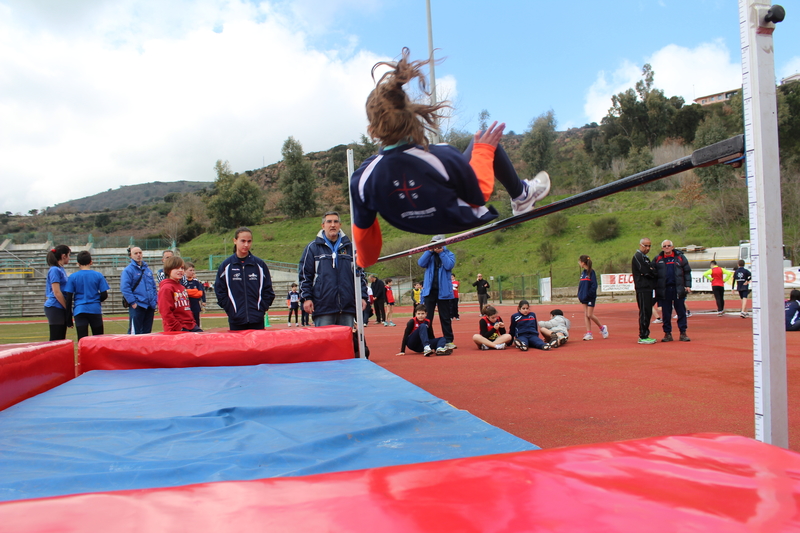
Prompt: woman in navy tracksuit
<box><xmin>214</xmin><ymin>227</ymin><xmax>275</xmax><ymax>330</ymax></box>
<box><xmin>509</xmin><ymin>300</ymin><xmax>548</xmax><ymax>351</ymax></box>
<box><xmin>578</xmin><ymin>255</ymin><xmax>608</xmax><ymax>341</ymax></box>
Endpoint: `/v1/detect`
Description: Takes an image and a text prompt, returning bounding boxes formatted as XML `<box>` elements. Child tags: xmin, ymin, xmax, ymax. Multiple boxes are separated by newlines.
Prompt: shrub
<box><xmin>538</xmin><ymin>241</ymin><xmax>558</xmax><ymax>263</ymax></box>
<box><xmin>545</xmin><ymin>212</ymin><xmax>569</xmax><ymax>236</ymax></box>
<box><xmin>588</xmin><ymin>216</ymin><xmax>619</xmax><ymax>242</ymax></box>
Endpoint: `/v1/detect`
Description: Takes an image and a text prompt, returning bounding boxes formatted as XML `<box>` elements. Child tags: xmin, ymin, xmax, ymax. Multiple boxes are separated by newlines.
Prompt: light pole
<box><xmin>425</xmin><ymin>0</ymin><xmax>440</xmax><ymax>143</ymax></box>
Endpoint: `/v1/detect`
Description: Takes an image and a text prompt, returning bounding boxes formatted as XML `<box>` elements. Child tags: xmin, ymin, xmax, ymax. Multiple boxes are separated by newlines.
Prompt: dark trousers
<box><xmin>229</xmin><ymin>322</ymin><xmax>264</xmax><ymax>331</ymax></box>
<box><xmin>424</xmin><ymin>295</ymin><xmax>454</xmax><ymax>342</ymax></box>
<box><xmin>659</xmin><ymin>286</ymin><xmax>687</xmax><ymax>334</ymax></box>
<box><xmin>450</xmin><ymin>297</ymin><xmax>460</xmax><ymax>319</ymax></box>
<box><xmin>75</xmin><ymin>313</ymin><xmax>104</xmax><ymax>340</ymax></box>
<box><xmin>288</xmin><ymin>307</ymin><xmax>299</xmax><ymax>323</ymax></box>
<box><xmin>636</xmin><ymin>290</ymin><xmax>654</xmax><ymax>339</ymax></box>
<box><xmin>374</xmin><ymin>299</ymin><xmax>386</xmax><ymax>323</ymax></box>
<box><xmin>712</xmin><ymin>286</ymin><xmax>725</xmax><ymax>312</ymax></box>
<box><xmin>406</xmin><ymin>323</ymin><xmax>446</xmax><ymax>353</ymax></box>
<box><xmin>128</xmin><ymin>306</ymin><xmax>154</xmax><ymax>334</ymax></box>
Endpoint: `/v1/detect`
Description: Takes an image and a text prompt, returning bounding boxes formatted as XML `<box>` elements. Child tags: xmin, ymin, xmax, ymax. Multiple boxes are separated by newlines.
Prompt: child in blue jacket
<box><xmin>509</xmin><ymin>300</ymin><xmax>550</xmax><ymax>351</ymax></box>
<box><xmin>578</xmin><ymin>255</ymin><xmax>608</xmax><ymax>341</ymax></box>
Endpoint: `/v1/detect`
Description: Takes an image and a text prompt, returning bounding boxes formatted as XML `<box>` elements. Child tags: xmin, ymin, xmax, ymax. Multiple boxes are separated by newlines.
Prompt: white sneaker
<box><xmin>583</xmin><ymin>332</ymin><xmax>593</xmax><ymax>341</ymax></box>
<box><xmin>600</xmin><ymin>325</ymin><xmax>609</xmax><ymax>339</ymax></box>
<box><xmin>495</xmin><ymin>342</ymin><xmax>506</xmax><ymax>350</ymax></box>
<box><xmin>511</xmin><ymin>171</ymin><xmax>550</xmax><ymax>216</ymax></box>
<box><xmin>423</xmin><ymin>345</ymin><xmax>433</xmax><ymax>357</ymax></box>
<box><xmin>653</xmin><ymin>318</ymin><xmax>663</xmax><ymax>324</ymax></box>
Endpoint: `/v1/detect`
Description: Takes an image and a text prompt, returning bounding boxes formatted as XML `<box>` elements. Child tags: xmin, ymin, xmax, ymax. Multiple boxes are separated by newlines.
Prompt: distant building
<box><xmin>693</xmin><ymin>89</ymin><xmax>739</xmax><ymax>106</ymax></box>
<box><xmin>781</xmin><ymin>73</ymin><xmax>800</xmax><ymax>85</ymax></box>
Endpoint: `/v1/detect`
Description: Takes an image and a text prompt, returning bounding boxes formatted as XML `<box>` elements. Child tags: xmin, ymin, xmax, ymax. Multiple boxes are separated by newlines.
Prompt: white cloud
<box><xmin>0</xmin><ymin>0</ymin><xmax>385</xmax><ymax>214</ymax></box>
<box><xmin>583</xmin><ymin>39</ymin><xmax>742</xmax><ymax>124</ymax></box>
<box><xmin>583</xmin><ymin>60</ymin><xmax>641</xmax><ymax>124</ymax></box>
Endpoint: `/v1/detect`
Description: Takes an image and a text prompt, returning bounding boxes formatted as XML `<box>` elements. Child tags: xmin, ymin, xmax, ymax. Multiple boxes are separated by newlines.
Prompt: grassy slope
<box><xmin>179</xmin><ymin>189</ymin><xmax>749</xmax><ymax>288</ymax></box>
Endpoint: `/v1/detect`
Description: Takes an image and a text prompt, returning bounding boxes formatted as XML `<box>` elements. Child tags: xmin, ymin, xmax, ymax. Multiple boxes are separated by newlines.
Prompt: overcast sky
<box><xmin>1</xmin><ymin>0</ymin><xmax>798</xmax><ymax>215</ymax></box>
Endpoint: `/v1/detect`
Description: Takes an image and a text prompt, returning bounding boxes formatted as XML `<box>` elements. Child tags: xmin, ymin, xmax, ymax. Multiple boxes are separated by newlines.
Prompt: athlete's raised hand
<box><xmin>474</xmin><ymin>121</ymin><xmax>506</xmax><ymax>147</ymax></box>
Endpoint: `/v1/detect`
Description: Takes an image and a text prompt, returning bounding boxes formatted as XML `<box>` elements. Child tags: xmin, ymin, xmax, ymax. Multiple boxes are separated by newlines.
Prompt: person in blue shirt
<box><xmin>418</xmin><ymin>235</ymin><xmax>456</xmax><ymax>350</ymax></box>
<box><xmin>44</xmin><ymin>244</ymin><xmax>72</xmax><ymax>341</ymax></box>
<box><xmin>577</xmin><ymin>255</ymin><xmax>608</xmax><ymax>341</ymax></box>
<box><xmin>120</xmin><ymin>246</ymin><xmax>158</xmax><ymax>334</ymax></box>
<box><xmin>63</xmin><ymin>251</ymin><xmax>109</xmax><ymax>340</ymax></box>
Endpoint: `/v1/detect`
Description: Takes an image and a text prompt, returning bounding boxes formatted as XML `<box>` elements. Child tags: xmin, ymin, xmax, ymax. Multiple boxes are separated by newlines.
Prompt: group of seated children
<box><xmin>473</xmin><ymin>301</ymin><xmax>570</xmax><ymax>351</ymax></box>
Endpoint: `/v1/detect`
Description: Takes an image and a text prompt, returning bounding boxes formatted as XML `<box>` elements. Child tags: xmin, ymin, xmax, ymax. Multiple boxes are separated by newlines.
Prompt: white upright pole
<box><xmin>347</xmin><ymin>149</ymin><xmax>366</xmax><ymax>359</ymax></box>
<box><xmin>739</xmin><ymin>0</ymin><xmax>788</xmax><ymax>447</ymax></box>
<box><xmin>426</xmin><ymin>0</ymin><xmax>440</xmax><ymax>143</ymax></box>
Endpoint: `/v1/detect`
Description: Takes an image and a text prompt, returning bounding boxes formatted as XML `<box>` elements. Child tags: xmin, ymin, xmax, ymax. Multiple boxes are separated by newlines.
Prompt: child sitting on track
<box><xmin>539</xmin><ymin>309</ymin><xmax>571</xmax><ymax>346</ymax></box>
<box><xmin>509</xmin><ymin>300</ymin><xmax>550</xmax><ymax>351</ymax></box>
<box><xmin>397</xmin><ymin>305</ymin><xmax>452</xmax><ymax>356</ymax></box>
<box><xmin>350</xmin><ymin>47</ymin><xmax>550</xmax><ymax>268</ymax></box>
<box><xmin>473</xmin><ymin>305</ymin><xmax>512</xmax><ymax>350</ymax></box>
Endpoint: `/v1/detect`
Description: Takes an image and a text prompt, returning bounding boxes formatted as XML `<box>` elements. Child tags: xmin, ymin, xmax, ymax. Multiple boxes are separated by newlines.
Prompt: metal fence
<box><xmin>493</xmin><ymin>273</ymin><xmax>543</xmax><ymax>305</ymax></box>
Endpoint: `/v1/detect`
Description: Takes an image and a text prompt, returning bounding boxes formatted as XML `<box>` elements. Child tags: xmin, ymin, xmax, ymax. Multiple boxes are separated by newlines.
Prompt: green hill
<box><xmin>179</xmin><ymin>188</ymin><xmax>749</xmax><ymax>289</ymax></box>
<box><xmin>49</xmin><ymin>181</ymin><xmax>211</xmax><ymax>213</ymax></box>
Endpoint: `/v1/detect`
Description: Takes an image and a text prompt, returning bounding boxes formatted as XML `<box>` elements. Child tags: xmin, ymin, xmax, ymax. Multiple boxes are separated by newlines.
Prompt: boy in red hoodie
<box><xmin>158</xmin><ymin>256</ymin><xmax>201</xmax><ymax>332</ymax></box>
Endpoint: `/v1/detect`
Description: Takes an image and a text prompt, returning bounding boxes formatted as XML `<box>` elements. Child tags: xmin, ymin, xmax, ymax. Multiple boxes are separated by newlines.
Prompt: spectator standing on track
<box><xmin>653</xmin><ymin>240</ymin><xmax>692</xmax><ymax>342</ymax></box>
<box><xmin>509</xmin><ymin>300</ymin><xmax>549</xmax><ymax>351</ymax></box>
<box><xmin>215</xmin><ymin>227</ymin><xmax>275</xmax><ymax>331</ymax></box>
<box><xmin>703</xmin><ymin>261</ymin><xmax>734</xmax><ymax>316</ymax></box>
<box><xmin>299</xmin><ymin>212</ymin><xmax>367</xmax><ymax>328</ymax></box>
<box><xmin>732</xmin><ymin>260</ymin><xmax>752</xmax><ymax>318</ymax></box>
<box><xmin>473</xmin><ymin>273</ymin><xmax>490</xmax><ymax>311</ymax></box>
<box><xmin>450</xmin><ymin>274</ymin><xmax>460</xmax><ymax>320</ymax></box>
<box><xmin>419</xmin><ymin>235</ymin><xmax>456</xmax><ymax>350</ymax></box>
<box><xmin>384</xmin><ymin>278</ymin><xmax>397</xmax><ymax>326</ymax></box>
<box><xmin>286</xmin><ymin>283</ymin><xmax>301</xmax><ymax>327</ymax></box>
<box><xmin>632</xmin><ymin>238</ymin><xmax>658</xmax><ymax>345</ymax></box>
<box><xmin>184</xmin><ymin>262</ymin><xmax>205</xmax><ymax>329</ymax></box>
<box><xmin>44</xmin><ymin>244</ymin><xmax>72</xmax><ymax>341</ymax></box>
<box><xmin>63</xmin><ymin>251</ymin><xmax>109</xmax><ymax>340</ymax></box>
<box><xmin>412</xmin><ymin>281</ymin><xmax>422</xmax><ymax>307</ymax></box>
<box><xmin>786</xmin><ymin>290</ymin><xmax>800</xmax><ymax>331</ymax></box>
<box><xmin>121</xmin><ymin>246</ymin><xmax>158</xmax><ymax>335</ymax></box>
<box><xmin>370</xmin><ymin>275</ymin><xmax>387</xmax><ymax>326</ymax></box>
<box><xmin>397</xmin><ymin>305</ymin><xmax>452</xmax><ymax>357</ymax></box>
<box><xmin>577</xmin><ymin>255</ymin><xmax>608</xmax><ymax>341</ymax></box>
<box><xmin>473</xmin><ymin>305</ymin><xmax>512</xmax><ymax>350</ymax></box>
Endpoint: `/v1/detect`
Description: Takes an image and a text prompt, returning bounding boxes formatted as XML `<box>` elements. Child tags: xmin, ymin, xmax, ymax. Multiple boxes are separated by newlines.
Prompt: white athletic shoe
<box><xmin>511</xmin><ymin>171</ymin><xmax>550</xmax><ymax>216</ymax></box>
<box><xmin>495</xmin><ymin>342</ymin><xmax>506</xmax><ymax>350</ymax></box>
<box><xmin>600</xmin><ymin>325</ymin><xmax>609</xmax><ymax>339</ymax></box>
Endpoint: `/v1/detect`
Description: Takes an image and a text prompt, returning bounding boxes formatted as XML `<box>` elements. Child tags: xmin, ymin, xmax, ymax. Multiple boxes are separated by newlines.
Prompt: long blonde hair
<box><xmin>366</xmin><ymin>48</ymin><xmax>450</xmax><ymax>149</ymax></box>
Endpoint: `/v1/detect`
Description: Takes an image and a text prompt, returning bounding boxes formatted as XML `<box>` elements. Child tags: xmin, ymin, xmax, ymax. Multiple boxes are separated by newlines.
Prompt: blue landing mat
<box><xmin>0</xmin><ymin>359</ymin><xmax>538</xmax><ymax>502</ymax></box>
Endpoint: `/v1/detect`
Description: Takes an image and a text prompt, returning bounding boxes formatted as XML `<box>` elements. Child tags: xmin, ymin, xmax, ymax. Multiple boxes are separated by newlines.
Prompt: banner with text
<box><xmin>602</xmin><ymin>267</ymin><xmax>800</xmax><ymax>292</ymax></box>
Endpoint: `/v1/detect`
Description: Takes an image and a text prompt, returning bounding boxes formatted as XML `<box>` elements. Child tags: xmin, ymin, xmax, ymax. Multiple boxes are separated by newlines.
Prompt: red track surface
<box><xmin>360</xmin><ymin>300</ymin><xmax>800</xmax><ymax>451</ymax></box>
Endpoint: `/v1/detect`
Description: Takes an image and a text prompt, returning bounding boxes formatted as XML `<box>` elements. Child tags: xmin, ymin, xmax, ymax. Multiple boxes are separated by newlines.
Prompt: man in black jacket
<box><xmin>653</xmin><ymin>240</ymin><xmax>692</xmax><ymax>342</ymax></box>
<box><xmin>369</xmin><ymin>275</ymin><xmax>387</xmax><ymax>326</ymax></box>
<box><xmin>632</xmin><ymin>238</ymin><xmax>658</xmax><ymax>345</ymax></box>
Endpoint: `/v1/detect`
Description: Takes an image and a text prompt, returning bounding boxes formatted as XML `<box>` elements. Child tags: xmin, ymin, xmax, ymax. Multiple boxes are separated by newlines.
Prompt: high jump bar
<box><xmin>377</xmin><ymin>134</ymin><xmax>744</xmax><ymax>262</ymax></box>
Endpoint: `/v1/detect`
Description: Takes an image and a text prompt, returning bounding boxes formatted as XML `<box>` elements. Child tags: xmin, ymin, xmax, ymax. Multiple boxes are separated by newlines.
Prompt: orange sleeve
<box><xmin>186</xmin><ymin>288</ymin><xmax>203</xmax><ymax>299</ymax></box>
<box><xmin>353</xmin><ymin>218</ymin><xmax>383</xmax><ymax>269</ymax></box>
<box><xmin>469</xmin><ymin>143</ymin><xmax>497</xmax><ymax>202</ymax></box>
